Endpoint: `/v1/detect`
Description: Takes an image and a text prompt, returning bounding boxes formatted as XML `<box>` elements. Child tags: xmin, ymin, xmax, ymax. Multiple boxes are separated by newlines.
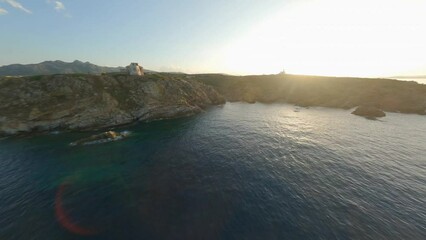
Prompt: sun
<box><xmin>221</xmin><ymin>0</ymin><xmax>426</xmax><ymax>77</ymax></box>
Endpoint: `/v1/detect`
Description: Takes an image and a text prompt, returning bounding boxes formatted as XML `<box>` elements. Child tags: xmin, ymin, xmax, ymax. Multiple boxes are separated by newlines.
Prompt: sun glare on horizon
<box><xmin>219</xmin><ymin>0</ymin><xmax>426</xmax><ymax>77</ymax></box>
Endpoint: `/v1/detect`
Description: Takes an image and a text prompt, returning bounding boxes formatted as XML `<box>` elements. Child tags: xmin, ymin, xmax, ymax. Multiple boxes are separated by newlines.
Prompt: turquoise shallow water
<box><xmin>0</xmin><ymin>103</ymin><xmax>425</xmax><ymax>240</ymax></box>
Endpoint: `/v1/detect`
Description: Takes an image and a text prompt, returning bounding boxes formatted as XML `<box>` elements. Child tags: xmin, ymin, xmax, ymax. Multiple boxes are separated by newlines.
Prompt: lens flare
<box><xmin>55</xmin><ymin>183</ymin><xmax>98</xmax><ymax>236</ymax></box>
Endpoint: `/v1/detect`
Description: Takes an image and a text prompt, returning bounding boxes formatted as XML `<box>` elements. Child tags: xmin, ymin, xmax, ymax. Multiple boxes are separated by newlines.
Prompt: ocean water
<box><xmin>0</xmin><ymin>103</ymin><xmax>425</xmax><ymax>240</ymax></box>
<box><xmin>395</xmin><ymin>78</ymin><xmax>426</xmax><ymax>85</ymax></box>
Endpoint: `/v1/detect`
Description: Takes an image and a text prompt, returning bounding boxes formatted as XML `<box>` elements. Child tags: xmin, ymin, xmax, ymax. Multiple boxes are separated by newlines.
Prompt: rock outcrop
<box><xmin>69</xmin><ymin>130</ymin><xmax>130</xmax><ymax>146</ymax></box>
<box><xmin>0</xmin><ymin>74</ymin><xmax>225</xmax><ymax>136</ymax></box>
<box><xmin>351</xmin><ymin>106</ymin><xmax>386</xmax><ymax>120</ymax></box>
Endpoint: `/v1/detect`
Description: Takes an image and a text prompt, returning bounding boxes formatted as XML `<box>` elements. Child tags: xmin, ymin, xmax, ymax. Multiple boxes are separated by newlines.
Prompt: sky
<box><xmin>1</xmin><ymin>0</ymin><xmax>426</xmax><ymax>77</ymax></box>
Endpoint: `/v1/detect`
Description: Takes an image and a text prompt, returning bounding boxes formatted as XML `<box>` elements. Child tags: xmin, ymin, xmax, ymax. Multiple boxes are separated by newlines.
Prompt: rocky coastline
<box><xmin>1</xmin><ymin>73</ymin><xmax>425</xmax><ymax>137</ymax></box>
<box><xmin>0</xmin><ymin>74</ymin><xmax>224</xmax><ymax>137</ymax></box>
<box><xmin>196</xmin><ymin>74</ymin><xmax>426</xmax><ymax>117</ymax></box>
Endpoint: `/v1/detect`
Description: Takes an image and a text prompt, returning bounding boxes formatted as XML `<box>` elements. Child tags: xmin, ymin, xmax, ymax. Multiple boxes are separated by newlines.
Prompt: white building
<box><xmin>126</xmin><ymin>63</ymin><xmax>144</xmax><ymax>76</ymax></box>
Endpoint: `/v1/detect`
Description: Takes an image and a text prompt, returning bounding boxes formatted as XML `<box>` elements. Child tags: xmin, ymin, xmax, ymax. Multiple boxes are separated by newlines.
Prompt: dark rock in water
<box><xmin>352</xmin><ymin>106</ymin><xmax>386</xmax><ymax>120</ymax></box>
<box><xmin>70</xmin><ymin>130</ymin><xmax>130</xmax><ymax>146</ymax></box>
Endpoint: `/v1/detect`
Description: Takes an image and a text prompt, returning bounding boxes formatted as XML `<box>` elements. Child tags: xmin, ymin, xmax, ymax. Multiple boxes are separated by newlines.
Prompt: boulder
<box><xmin>352</xmin><ymin>106</ymin><xmax>386</xmax><ymax>120</ymax></box>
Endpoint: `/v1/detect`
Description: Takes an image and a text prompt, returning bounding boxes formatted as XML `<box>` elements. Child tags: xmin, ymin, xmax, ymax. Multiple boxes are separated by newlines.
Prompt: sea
<box><xmin>395</xmin><ymin>77</ymin><xmax>426</xmax><ymax>85</ymax></box>
<box><xmin>0</xmin><ymin>103</ymin><xmax>425</xmax><ymax>240</ymax></box>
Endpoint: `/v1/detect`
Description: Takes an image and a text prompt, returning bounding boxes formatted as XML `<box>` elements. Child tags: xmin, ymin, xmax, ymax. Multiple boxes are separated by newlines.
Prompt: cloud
<box><xmin>54</xmin><ymin>1</ymin><xmax>65</xmax><ymax>11</ymax></box>
<box><xmin>0</xmin><ymin>8</ymin><xmax>8</xmax><ymax>15</ymax></box>
<box><xmin>47</xmin><ymin>0</ymin><xmax>65</xmax><ymax>11</ymax></box>
<box><xmin>2</xmin><ymin>0</ymin><xmax>32</xmax><ymax>13</ymax></box>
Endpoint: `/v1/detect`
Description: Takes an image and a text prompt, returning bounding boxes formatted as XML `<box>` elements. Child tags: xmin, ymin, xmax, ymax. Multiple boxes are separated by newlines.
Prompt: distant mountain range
<box><xmin>0</xmin><ymin>60</ymin><xmax>124</xmax><ymax>76</ymax></box>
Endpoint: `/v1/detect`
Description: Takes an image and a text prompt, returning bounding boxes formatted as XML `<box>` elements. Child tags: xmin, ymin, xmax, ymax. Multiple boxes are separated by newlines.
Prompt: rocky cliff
<box><xmin>0</xmin><ymin>74</ymin><xmax>224</xmax><ymax>136</ymax></box>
